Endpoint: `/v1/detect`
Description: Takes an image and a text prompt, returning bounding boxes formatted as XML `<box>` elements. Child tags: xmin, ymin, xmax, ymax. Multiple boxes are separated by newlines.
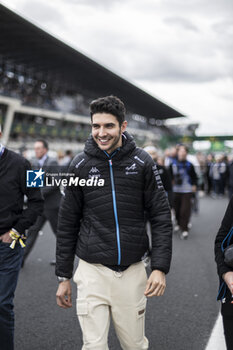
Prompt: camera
<box><xmin>174</xmin><ymin>173</ymin><xmax>183</xmax><ymax>186</ymax></box>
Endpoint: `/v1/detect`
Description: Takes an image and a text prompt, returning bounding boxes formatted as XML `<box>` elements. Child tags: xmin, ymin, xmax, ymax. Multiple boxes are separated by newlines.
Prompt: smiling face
<box><xmin>92</xmin><ymin>113</ymin><xmax>127</xmax><ymax>154</ymax></box>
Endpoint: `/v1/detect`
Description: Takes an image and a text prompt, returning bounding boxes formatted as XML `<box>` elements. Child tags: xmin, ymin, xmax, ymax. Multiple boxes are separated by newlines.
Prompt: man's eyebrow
<box><xmin>92</xmin><ymin>123</ymin><xmax>115</xmax><ymax>127</ymax></box>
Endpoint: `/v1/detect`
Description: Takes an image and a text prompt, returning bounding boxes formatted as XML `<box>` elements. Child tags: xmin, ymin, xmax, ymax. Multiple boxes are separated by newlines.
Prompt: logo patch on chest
<box><xmin>88</xmin><ymin>167</ymin><xmax>101</xmax><ymax>178</ymax></box>
<box><xmin>125</xmin><ymin>163</ymin><xmax>138</xmax><ymax>175</ymax></box>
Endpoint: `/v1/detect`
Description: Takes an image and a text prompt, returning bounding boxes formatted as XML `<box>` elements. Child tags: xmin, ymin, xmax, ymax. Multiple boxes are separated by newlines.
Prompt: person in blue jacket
<box><xmin>170</xmin><ymin>144</ymin><xmax>197</xmax><ymax>239</ymax></box>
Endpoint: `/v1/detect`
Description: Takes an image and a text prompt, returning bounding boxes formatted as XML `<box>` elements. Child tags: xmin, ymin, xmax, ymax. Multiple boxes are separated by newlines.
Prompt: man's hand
<box><xmin>144</xmin><ymin>270</ymin><xmax>166</xmax><ymax>297</ymax></box>
<box><xmin>223</xmin><ymin>271</ymin><xmax>233</xmax><ymax>294</ymax></box>
<box><xmin>56</xmin><ymin>280</ymin><xmax>72</xmax><ymax>308</ymax></box>
<box><xmin>0</xmin><ymin>231</ymin><xmax>13</xmax><ymax>243</ymax></box>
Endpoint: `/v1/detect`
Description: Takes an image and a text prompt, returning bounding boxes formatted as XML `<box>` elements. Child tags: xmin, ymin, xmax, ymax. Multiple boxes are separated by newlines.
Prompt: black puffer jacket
<box><xmin>0</xmin><ymin>149</ymin><xmax>44</xmax><ymax>235</ymax></box>
<box><xmin>215</xmin><ymin>196</ymin><xmax>233</xmax><ymax>301</ymax></box>
<box><xmin>56</xmin><ymin>132</ymin><xmax>172</xmax><ymax>278</ymax></box>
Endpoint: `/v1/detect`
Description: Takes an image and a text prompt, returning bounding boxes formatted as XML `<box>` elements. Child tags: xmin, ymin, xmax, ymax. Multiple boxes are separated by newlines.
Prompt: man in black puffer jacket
<box><xmin>56</xmin><ymin>96</ymin><xmax>172</xmax><ymax>350</ymax></box>
<box><xmin>0</xmin><ymin>125</ymin><xmax>44</xmax><ymax>350</ymax></box>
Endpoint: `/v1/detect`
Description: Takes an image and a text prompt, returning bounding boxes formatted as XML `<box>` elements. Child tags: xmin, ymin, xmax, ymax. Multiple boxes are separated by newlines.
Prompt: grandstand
<box><xmin>0</xmin><ymin>3</ymin><xmax>184</xmax><ymax>152</ymax></box>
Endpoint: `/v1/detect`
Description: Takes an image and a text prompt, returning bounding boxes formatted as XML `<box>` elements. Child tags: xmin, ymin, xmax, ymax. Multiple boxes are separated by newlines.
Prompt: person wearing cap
<box><xmin>0</xmin><ymin>125</ymin><xmax>43</xmax><ymax>350</ymax></box>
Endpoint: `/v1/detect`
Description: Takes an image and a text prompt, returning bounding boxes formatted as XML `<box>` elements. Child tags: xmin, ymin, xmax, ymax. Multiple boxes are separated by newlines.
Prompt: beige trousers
<box><xmin>73</xmin><ymin>259</ymin><xmax>149</xmax><ymax>350</ymax></box>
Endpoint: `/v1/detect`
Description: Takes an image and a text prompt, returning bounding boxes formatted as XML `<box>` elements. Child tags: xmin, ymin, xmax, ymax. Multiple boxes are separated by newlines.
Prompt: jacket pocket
<box><xmin>76</xmin><ymin>298</ymin><xmax>89</xmax><ymax>343</ymax></box>
<box><xmin>136</xmin><ymin>298</ymin><xmax>147</xmax><ymax>320</ymax></box>
<box><xmin>134</xmin><ymin>298</ymin><xmax>147</xmax><ymax>343</ymax></box>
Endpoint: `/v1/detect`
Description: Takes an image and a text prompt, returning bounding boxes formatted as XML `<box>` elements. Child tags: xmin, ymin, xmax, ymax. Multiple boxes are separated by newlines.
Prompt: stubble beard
<box><xmin>96</xmin><ymin>130</ymin><xmax>122</xmax><ymax>154</ymax></box>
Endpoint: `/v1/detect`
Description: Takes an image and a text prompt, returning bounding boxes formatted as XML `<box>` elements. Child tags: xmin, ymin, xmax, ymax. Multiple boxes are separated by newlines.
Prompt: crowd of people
<box><xmin>0</xmin><ymin>66</ymin><xmax>90</xmax><ymax>115</ymax></box>
<box><xmin>143</xmin><ymin>144</ymin><xmax>233</xmax><ymax>239</ymax></box>
<box><xmin>17</xmin><ymin>132</ymin><xmax>233</xmax><ymax>245</ymax></box>
<box><xmin>21</xmin><ymin>138</ymin><xmax>233</xmax><ymax>243</ymax></box>
<box><xmin>145</xmin><ymin>143</ymin><xmax>233</xmax><ymax>348</ymax></box>
<box><xmin>163</xmin><ymin>146</ymin><xmax>233</xmax><ymax>199</ymax></box>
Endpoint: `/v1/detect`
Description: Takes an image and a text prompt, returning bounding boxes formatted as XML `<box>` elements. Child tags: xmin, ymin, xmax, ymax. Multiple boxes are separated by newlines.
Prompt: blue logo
<box><xmin>26</xmin><ymin>169</ymin><xmax>45</xmax><ymax>187</ymax></box>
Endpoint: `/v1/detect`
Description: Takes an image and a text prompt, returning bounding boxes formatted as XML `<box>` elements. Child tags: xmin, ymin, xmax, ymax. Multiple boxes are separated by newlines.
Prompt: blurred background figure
<box><xmin>187</xmin><ymin>151</ymin><xmax>201</xmax><ymax>214</ymax></box>
<box><xmin>220</xmin><ymin>154</ymin><xmax>229</xmax><ymax>196</ymax></box>
<box><xmin>170</xmin><ymin>145</ymin><xmax>197</xmax><ymax>239</ymax></box>
<box><xmin>210</xmin><ymin>154</ymin><xmax>227</xmax><ymax>198</ymax></box>
<box><xmin>209</xmin><ymin>155</ymin><xmax>221</xmax><ymax>197</ymax></box>
<box><xmin>59</xmin><ymin>149</ymin><xmax>73</xmax><ymax>169</ymax></box>
<box><xmin>228</xmin><ymin>154</ymin><xmax>233</xmax><ymax>199</ymax></box>
<box><xmin>195</xmin><ymin>152</ymin><xmax>206</xmax><ymax>196</ymax></box>
<box><xmin>164</xmin><ymin>146</ymin><xmax>177</xmax><ymax>167</ymax></box>
<box><xmin>57</xmin><ymin>150</ymin><xmax>65</xmax><ymax>166</ymax></box>
<box><xmin>205</xmin><ymin>153</ymin><xmax>214</xmax><ymax>196</ymax></box>
<box><xmin>22</xmin><ymin>139</ymin><xmax>62</xmax><ymax>266</ymax></box>
<box><xmin>19</xmin><ymin>145</ymin><xmax>28</xmax><ymax>159</ymax></box>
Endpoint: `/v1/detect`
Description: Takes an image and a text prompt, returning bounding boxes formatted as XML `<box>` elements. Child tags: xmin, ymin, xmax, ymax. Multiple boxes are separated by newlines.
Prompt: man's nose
<box><xmin>98</xmin><ymin>127</ymin><xmax>107</xmax><ymax>137</ymax></box>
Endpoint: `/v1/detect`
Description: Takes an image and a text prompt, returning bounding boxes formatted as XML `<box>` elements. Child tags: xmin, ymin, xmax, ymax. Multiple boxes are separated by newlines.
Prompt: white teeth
<box><xmin>100</xmin><ymin>139</ymin><xmax>108</xmax><ymax>143</ymax></box>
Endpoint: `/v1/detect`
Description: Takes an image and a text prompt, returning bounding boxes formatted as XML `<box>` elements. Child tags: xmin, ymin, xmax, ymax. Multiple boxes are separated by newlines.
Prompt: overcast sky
<box><xmin>2</xmin><ymin>0</ymin><xmax>233</xmax><ymax>135</ymax></box>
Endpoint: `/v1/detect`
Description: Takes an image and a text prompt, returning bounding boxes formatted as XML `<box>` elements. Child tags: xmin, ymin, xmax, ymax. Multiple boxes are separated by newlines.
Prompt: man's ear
<box><xmin>121</xmin><ymin>120</ymin><xmax>127</xmax><ymax>133</ymax></box>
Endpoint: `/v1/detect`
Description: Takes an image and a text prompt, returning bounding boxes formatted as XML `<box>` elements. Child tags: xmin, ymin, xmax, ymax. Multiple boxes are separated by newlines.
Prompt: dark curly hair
<box><xmin>90</xmin><ymin>95</ymin><xmax>126</xmax><ymax>126</ymax></box>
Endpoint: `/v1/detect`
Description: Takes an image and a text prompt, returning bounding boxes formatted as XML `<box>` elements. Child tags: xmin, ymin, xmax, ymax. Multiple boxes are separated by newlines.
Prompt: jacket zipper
<box><xmin>108</xmin><ymin>158</ymin><xmax>121</xmax><ymax>265</ymax></box>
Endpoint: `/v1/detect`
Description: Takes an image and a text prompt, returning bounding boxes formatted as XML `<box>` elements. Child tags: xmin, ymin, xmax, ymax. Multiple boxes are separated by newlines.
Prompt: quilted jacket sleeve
<box><xmin>14</xmin><ymin>158</ymin><xmax>44</xmax><ymax>234</ymax></box>
<box><xmin>55</xmin><ymin>156</ymin><xmax>84</xmax><ymax>278</ymax></box>
<box><xmin>144</xmin><ymin>155</ymin><xmax>172</xmax><ymax>274</ymax></box>
<box><xmin>215</xmin><ymin>197</ymin><xmax>233</xmax><ymax>278</ymax></box>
